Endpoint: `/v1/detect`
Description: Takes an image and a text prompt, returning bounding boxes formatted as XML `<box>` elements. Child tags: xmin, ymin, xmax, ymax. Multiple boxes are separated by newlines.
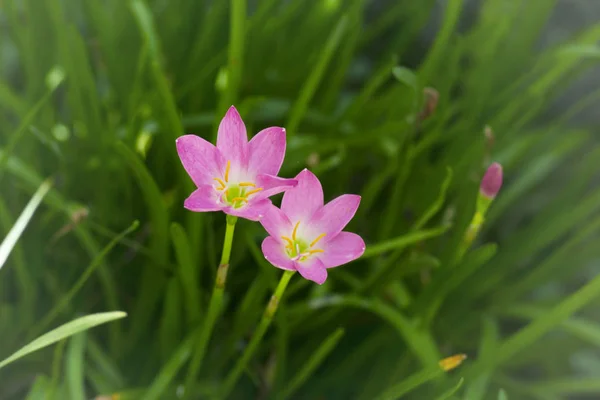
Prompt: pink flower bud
<box><xmin>480</xmin><ymin>162</ymin><xmax>503</xmax><ymax>199</ymax></box>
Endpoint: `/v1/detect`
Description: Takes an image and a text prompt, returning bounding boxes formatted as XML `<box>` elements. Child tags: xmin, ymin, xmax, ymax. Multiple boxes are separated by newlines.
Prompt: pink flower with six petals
<box><xmin>176</xmin><ymin>106</ymin><xmax>297</xmax><ymax>221</ymax></box>
<box><xmin>259</xmin><ymin>169</ymin><xmax>366</xmax><ymax>284</ymax></box>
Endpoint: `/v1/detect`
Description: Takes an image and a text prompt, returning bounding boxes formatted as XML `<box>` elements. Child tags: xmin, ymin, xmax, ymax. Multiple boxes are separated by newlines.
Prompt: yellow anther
<box><xmin>292</xmin><ymin>221</ymin><xmax>300</xmax><ymax>241</ymax></box>
<box><xmin>310</xmin><ymin>233</ymin><xmax>326</xmax><ymax>248</ymax></box>
<box><xmin>245</xmin><ymin>188</ymin><xmax>263</xmax><ymax>197</ymax></box>
<box><xmin>239</xmin><ymin>182</ymin><xmax>256</xmax><ymax>187</ymax></box>
<box><xmin>213</xmin><ymin>177</ymin><xmax>226</xmax><ymax>190</ymax></box>
<box><xmin>231</xmin><ymin>197</ymin><xmax>248</xmax><ymax>203</ymax></box>
<box><xmin>224</xmin><ymin>160</ymin><xmax>231</xmax><ymax>182</ymax></box>
<box><xmin>438</xmin><ymin>354</ymin><xmax>467</xmax><ymax>371</ymax></box>
<box><xmin>308</xmin><ymin>249</ymin><xmax>324</xmax><ymax>255</ymax></box>
<box><xmin>281</xmin><ymin>236</ymin><xmax>294</xmax><ymax>248</ymax></box>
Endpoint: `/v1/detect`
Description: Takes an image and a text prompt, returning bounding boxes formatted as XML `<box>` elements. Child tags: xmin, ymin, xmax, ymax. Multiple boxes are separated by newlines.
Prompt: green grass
<box><xmin>1</xmin><ymin>0</ymin><xmax>600</xmax><ymax>399</ymax></box>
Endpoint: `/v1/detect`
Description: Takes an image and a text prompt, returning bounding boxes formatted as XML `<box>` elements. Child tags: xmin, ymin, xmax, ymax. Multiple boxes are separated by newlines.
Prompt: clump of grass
<box><xmin>1</xmin><ymin>0</ymin><xmax>600</xmax><ymax>399</ymax></box>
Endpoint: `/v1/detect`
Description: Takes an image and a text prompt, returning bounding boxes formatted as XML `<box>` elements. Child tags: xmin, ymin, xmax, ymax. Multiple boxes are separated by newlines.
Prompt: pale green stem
<box><xmin>454</xmin><ymin>192</ymin><xmax>495</xmax><ymax>264</ymax></box>
<box><xmin>184</xmin><ymin>215</ymin><xmax>237</xmax><ymax>396</ymax></box>
<box><xmin>220</xmin><ymin>270</ymin><xmax>295</xmax><ymax>398</ymax></box>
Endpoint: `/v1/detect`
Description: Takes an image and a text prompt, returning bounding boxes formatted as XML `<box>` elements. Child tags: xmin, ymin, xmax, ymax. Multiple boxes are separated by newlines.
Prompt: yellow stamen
<box><xmin>245</xmin><ymin>188</ymin><xmax>263</xmax><ymax>197</ymax></box>
<box><xmin>308</xmin><ymin>249</ymin><xmax>324</xmax><ymax>254</ymax></box>
<box><xmin>231</xmin><ymin>197</ymin><xmax>248</xmax><ymax>203</ymax></box>
<box><xmin>213</xmin><ymin>177</ymin><xmax>226</xmax><ymax>190</ymax></box>
<box><xmin>281</xmin><ymin>236</ymin><xmax>294</xmax><ymax>248</ymax></box>
<box><xmin>224</xmin><ymin>160</ymin><xmax>231</xmax><ymax>182</ymax></box>
<box><xmin>239</xmin><ymin>182</ymin><xmax>256</xmax><ymax>187</ymax></box>
<box><xmin>292</xmin><ymin>221</ymin><xmax>300</xmax><ymax>241</ymax></box>
<box><xmin>310</xmin><ymin>233</ymin><xmax>326</xmax><ymax>248</ymax></box>
<box><xmin>438</xmin><ymin>354</ymin><xmax>467</xmax><ymax>372</ymax></box>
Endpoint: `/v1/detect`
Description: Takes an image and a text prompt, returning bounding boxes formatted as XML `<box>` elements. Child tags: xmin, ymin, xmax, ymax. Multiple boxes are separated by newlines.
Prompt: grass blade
<box><xmin>436</xmin><ymin>377</ymin><xmax>464</xmax><ymax>400</ymax></box>
<box><xmin>287</xmin><ymin>15</ymin><xmax>348</xmax><ymax>134</ymax></box>
<box><xmin>308</xmin><ymin>295</ymin><xmax>440</xmax><ymax>367</ymax></box>
<box><xmin>373</xmin><ymin>365</ymin><xmax>445</xmax><ymax>400</ymax></box>
<box><xmin>170</xmin><ymin>222</ymin><xmax>201</xmax><ymax>326</ymax></box>
<box><xmin>471</xmin><ymin>271</ymin><xmax>600</xmax><ymax>375</ymax></box>
<box><xmin>279</xmin><ymin>328</ymin><xmax>345</xmax><ymax>400</ymax></box>
<box><xmin>0</xmin><ymin>178</ymin><xmax>52</xmax><ymax>270</ymax></box>
<box><xmin>0</xmin><ymin>312</ymin><xmax>127</xmax><ymax>369</ymax></box>
<box><xmin>66</xmin><ymin>332</ymin><xmax>87</xmax><ymax>400</ymax></box>
<box><xmin>143</xmin><ymin>331</ymin><xmax>196</xmax><ymax>400</ymax></box>
<box><xmin>362</xmin><ymin>225</ymin><xmax>450</xmax><ymax>259</ymax></box>
<box><xmin>30</xmin><ymin>220</ymin><xmax>139</xmax><ymax>338</ymax></box>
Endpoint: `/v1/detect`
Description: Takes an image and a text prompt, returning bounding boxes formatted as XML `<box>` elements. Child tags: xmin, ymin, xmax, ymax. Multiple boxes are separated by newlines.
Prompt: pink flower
<box><xmin>176</xmin><ymin>106</ymin><xmax>297</xmax><ymax>221</ymax></box>
<box><xmin>259</xmin><ymin>169</ymin><xmax>365</xmax><ymax>284</ymax></box>
<box><xmin>480</xmin><ymin>162</ymin><xmax>503</xmax><ymax>199</ymax></box>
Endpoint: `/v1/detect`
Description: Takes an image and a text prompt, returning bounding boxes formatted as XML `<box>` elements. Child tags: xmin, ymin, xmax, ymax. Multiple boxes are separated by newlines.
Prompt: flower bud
<box><xmin>480</xmin><ymin>162</ymin><xmax>503</xmax><ymax>199</ymax></box>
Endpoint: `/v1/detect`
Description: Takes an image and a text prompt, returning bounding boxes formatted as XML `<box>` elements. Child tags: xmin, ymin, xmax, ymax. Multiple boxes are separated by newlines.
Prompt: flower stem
<box><xmin>221</xmin><ymin>270</ymin><xmax>295</xmax><ymax>397</ymax></box>
<box><xmin>184</xmin><ymin>215</ymin><xmax>237</xmax><ymax>396</ymax></box>
<box><xmin>454</xmin><ymin>190</ymin><xmax>495</xmax><ymax>264</ymax></box>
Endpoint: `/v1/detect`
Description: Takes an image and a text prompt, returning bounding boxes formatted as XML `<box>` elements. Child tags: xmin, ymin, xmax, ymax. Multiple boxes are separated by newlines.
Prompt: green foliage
<box><xmin>0</xmin><ymin>0</ymin><xmax>599</xmax><ymax>398</ymax></box>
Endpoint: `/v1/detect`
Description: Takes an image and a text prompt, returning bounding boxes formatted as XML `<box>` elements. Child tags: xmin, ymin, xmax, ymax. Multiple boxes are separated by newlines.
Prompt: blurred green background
<box><xmin>1</xmin><ymin>0</ymin><xmax>600</xmax><ymax>399</ymax></box>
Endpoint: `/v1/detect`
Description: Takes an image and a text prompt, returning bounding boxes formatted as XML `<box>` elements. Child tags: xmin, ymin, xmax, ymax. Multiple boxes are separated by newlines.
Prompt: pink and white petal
<box><xmin>261</xmin><ymin>236</ymin><xmax>295</xmax><ymax>271</ymax></box>
<box><xmin>259</xmin><ymin>204</ymin><xmax>293</xmax><ymax>238</ymax></box>
<box><xmin>223</xmin><ymin>198</ymin><xmax>272</xmax><ymax>221</ymax></box>
<box><xmin>308</xmin><ymin>194</ymin><xmax>361</xmax><ymax>238</ymax></box>
<box><xmin>176</xmin><ymin>135</ymin><xmax>224</xmax><ymax>186</ymax></box>
<box><xmin>319</xmin><ymin>232</ymin><xmax>366</xmax><ymax>268</ymax></box>
<box><xmin>216</xmin><ymin>106</ymin><xmax>249</xmax><ymax>169</ymax></box>
<box><xmin>248</xmin><ymin>127</ymin><xmax>286</xmax><ymax>176</ymax></box>
<box><xmin>295</xmin><ymin>258</ymin><xmax>328</xmax><ymax>285</ymax></box>
<box><xmin>184</xmin><ymin>186</ymin><xmax>221</xmax><ymax>212</ymax></box>
<box><xmin>281</xmin><ymin>169</ymin><xmax>324</xmax><ymax>223</ymax></box>
<box><xmin>254</xmin><ymin>174</ymin><xmax>298</xmax><ymax>200</ymax></box>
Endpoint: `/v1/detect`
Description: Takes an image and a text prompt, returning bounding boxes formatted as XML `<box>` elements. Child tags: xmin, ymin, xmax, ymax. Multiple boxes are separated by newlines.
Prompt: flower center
<box><xmin>281</xmin><ymin>222</ymin><xmax>326</xmax><ymax>262</ymax></box>
<box><xmin>213</xmin><ymin>160</ymin><xmax>263</xmax><ymax>208</ymax></box>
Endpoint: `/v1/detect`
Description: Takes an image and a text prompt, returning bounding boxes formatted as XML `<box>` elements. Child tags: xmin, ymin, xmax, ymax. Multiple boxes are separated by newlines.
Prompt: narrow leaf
<box><xmin>0</xmin><ymin>178</ymin><xmax>52</xmax><ymax>270</ymax></box>
<box><xmin>0</xmin><ymin>312</ymin><xmax>127</xmax><ymax>369</ymax></box>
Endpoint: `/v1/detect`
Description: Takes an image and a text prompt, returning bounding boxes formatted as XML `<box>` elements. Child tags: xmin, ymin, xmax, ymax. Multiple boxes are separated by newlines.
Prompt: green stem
<box><xmin>221</xmin><ymin>270</ymin><xmax>295</xmax><ymax>398</ymax></box>
<box><xmin>184</xmin><ymin>215</ymin><xmax>237</xmax><ymax>396</ymax></box>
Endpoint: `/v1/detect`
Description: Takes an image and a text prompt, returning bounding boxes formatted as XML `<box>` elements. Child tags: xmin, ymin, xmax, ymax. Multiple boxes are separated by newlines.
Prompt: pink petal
<box><xmin>184</xmin><ymin>186</ymin><xmax>221</xmax><ymax>212</ymax></box>
<box><xmin>308</xmin><ymin>194</ymin><xmax>361</xmax><ymax>238</ymax></box>
<box><xmin>216</xmin><ymin>106</ymin><xmax>249</xmax><ymax>169</ymax></box>
<box><xmin>261</xmin><ymin>236</ymin><xmax>295</xmax><ymax>271</ymax></box>
<box><xmin>255</xmin><ymin>174</ymin><xmax>298</xmax><ymax>200</ymax></box>
<box><xmin>248</xmin><ymin>127</ymin><xmax>286</xmax><ymax>176</ymax></box>
<box><xmin>295</xmin><ymin>258</ymin><xmax>328</xmax><ymax>285</ymax></box>
<box><xmin>260</xmin><ymin>204</ymin><xmax>293</xmax><ymax>238</ymax></box>
<box><xmin>281</xmin><ymin>169</ymin><xmax>324</xmax><ymax>223</ymax></box>
<box><xmin>223</xmin><ymin>198</ymin><xmax>272</xmax><ymax>221</ymax></box>
<box><xmin>319</xmin><ymin>232</ymin><xmax>366</xmax><ymax>268</ymax></box>
<box><xmin>176</xmin><ymin>135</ymin><xmax>224</xmax><ymax>187</ymax></box>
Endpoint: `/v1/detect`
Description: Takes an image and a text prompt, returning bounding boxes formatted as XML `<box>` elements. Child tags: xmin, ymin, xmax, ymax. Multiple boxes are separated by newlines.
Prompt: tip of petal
<box><xmin>345</xmin><ymin>194</ymin><xmax>362</xmax><ymax>208</ymax></box>
<box><xmin>297</xmin><ymin>168</ymin><xmax>317</xmax><ymax>180</ymax></box>
<box><xmin>223</xmin><ymin>105</ymin><xmax>242</xmax><ymax>120</ymax></box>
